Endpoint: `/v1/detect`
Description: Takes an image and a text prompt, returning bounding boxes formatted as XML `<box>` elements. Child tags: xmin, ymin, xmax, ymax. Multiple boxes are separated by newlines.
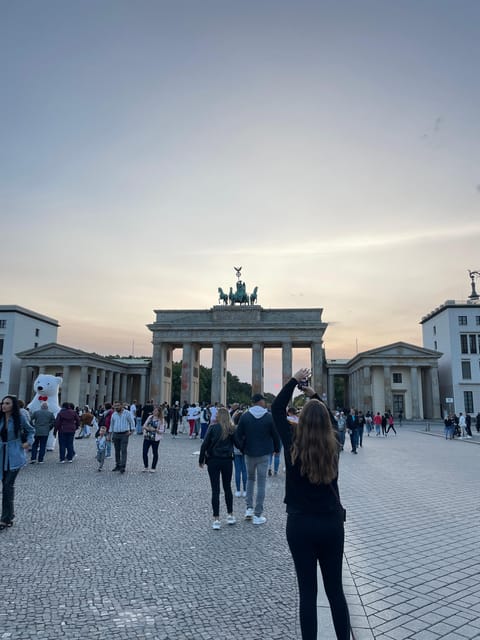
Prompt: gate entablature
<box><xmin>148</xmin><ymin>305</ymin><xmax>327</xmax><ymax>405</ymax></box>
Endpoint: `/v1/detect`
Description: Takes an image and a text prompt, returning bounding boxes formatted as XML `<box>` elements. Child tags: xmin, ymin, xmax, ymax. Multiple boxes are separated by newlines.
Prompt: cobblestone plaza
<box><xmin>3</xmin><ymin>424</ymin><xmax>480</xmax><ymax>639</ymax></box>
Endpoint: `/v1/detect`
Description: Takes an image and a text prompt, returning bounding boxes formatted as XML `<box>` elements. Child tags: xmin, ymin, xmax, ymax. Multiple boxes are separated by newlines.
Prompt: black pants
<box><xmin>2</xmin><ymin>469</ymin><xmax>19</xmax><ymax>523</ymax></box>
<box><xmin>171</xmin><ymin>419</ymin><xmax>178</xmax><ymax>436</ymax></box>
<box><xmin>207</xmin><ymin>458</ymin><xmax>233</xmax><ymax>517</ymax></box>
<box><xmin>112</xmin><ymin>432</ymin><xmax>130</xmax><ymax>470</ymax></box>
<box><xmin>286</xmin><ymin>512</ymin><xmax>350</xmax><ymax>640</ymax></box>
<box><xmin>386</xmin><ymin>425</ymin><xmax>397</xmax><ymax>434</ymax></box>
<box><xmin>142</xmin><ymin>439</ymin><xmax>160</xmax><ymax>469</ymax></box>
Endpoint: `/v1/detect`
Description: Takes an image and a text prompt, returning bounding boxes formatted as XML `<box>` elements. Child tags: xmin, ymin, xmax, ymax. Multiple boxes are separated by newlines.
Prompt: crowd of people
<box><xmin>443</xmin><ymin>411</ymin><xmax>480</xmax><ymax>439</ymax></box>
<box><xmin>4</xmin><ymin>385</ymin><xmax>480</xmax><ymax>639</ymax></box>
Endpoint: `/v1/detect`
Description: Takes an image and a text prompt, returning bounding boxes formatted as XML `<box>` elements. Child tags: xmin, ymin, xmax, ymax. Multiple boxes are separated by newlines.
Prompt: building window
<box><xmin>0</xmin><ymin>338</ymin><xmax>3</xmax><ymax>355</ymax></box>
<box><xmin>461</xmin><ymin>361</ymin><xmax>472</xmax><ymax>379</ymax></box>
<box><xmin>0</xmin><ymin>320</ymin><xmax>6</xmax><ymax>329</ymax></box>
<box><xmin>469</xmin><ymin>335</ymin><xmax>478</xmax><ymax>354</ymax></box>
<box><xmin>476</xmin><ymin>316</ymin><xmax>480</xmax><ymax>326</ymax></box>
<box><xmin>35</xmin><ymin>328</ymin><xmax>40</xmax><ymax>337</ymax></box>
<box><xmin>34</xmin><ymin>342</ymin><xmax>38</xmax><ymax>348</ymax></box>
<box><xmin>464</xmin><ymin>391</ymin><xmax>474</xmax><ymax>414</ymax></box>
<box><xmin>0</xmin><ymin>362</ymin><xmax>2</xmax><ymax>379</ymax></box>
<box><xmin>460</xmin><ymin>335</ymin><xmax>468</xmax><ymax>354</ymax></box>
<box><xmin>392</xmin><ymin>373</ymin><xmax>402</xmax><ymax>384</ymax></box>
<box><xmin>434</xmin><ymin>340</ymin><xmax>437</xmax><ymax>350</ymax></box>
<box><xmin>393</xmin><ymin>394</ymin><xmax>404</xmax><ymax>415</ymax></box>
<box><xmin>458</xmin><ymin>316</ymin><xmax>467</xmax><ymax>326</ymax></box>
<box><xmin>433</xmin><ymin>325</ymin><xmax>436</xmax><ymax>335</ymax></box>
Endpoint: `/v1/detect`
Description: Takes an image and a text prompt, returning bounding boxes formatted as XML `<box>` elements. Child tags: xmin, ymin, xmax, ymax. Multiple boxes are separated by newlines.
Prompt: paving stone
<box><xmin>5</xmin><ymin>423</ymin><xmax>480</xmax><ymax>639</ymax></box>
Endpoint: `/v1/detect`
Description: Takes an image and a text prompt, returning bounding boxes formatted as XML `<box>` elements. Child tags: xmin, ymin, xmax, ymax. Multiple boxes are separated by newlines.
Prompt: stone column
<box><xmin>98</xmin><ymin>369</ymin><xmax>106</xmax><ymax>406</ymax></box>
<box><xmin>311</xmin><ymin>341</ymin><xmax>324</xmax><ymax>395</ymax></box>
<box><xmin>410</xmin><ymin>366</ymin><xmax>420</xmax><ymax>419</ymax></box>
<box><xmin>211</xmin><ymin>342</ymin><xmax>227</xmax><ymax>405</ymax></box>
<box><xmin>181</xmin><ymin>343</ymin><xmax>191</xmax><ymax>404</ymax></box>
<box><xmin>113</xmin><ymin>372</ymin><xmax>121</xmax><ymax>403</ymax></box>
<box><xmin>120</xmin><ymin>373</ymin><xmax>127</xmax><ymax>402</ymax></box>
<box><xmin>281</xmin><ymin>342</ymin><xmax>293</xmax><ymax>386</ymax></box>
<box><xmin>328</xmin><ymin>373</ymin><xmax>335</xmax><ymax>409</ymax></box>
<box><xmin>429</xmin><ymin>366</ymin><xmax>441</xmax><ymax>419</ymax></box>
<box><xmin>352</xmin><ymin>370</ymin><xmax>358</xmax><ymax>409</ymax></box>
<box><xmin>18</xmin><ymin>366</ymin><xmax>29</xmax><ymax>403</ymax></box>
<box><xmin>363</xmin><ymin>366</ymin><xmax>371</xmax><ymax>411</ymax></box>
<box><xmin>79</xmin><ymin>366</ymin><xmax>89</xmax><ymax>408</ymax></box>
<box><xmin>61</xmin><ymin>366</ymin><xmax>71</xmax><ymax>404</ymax></box>
<box><xmin>39</xmin><ymin>366</ymin><xmax>46</xmax><ymax>375</ymax></box>
<box><xmin>89</xmin><ymin>367</ymin><xmax>97</xmax><ymax>408</ymax></box>
<box><xmin>139</xmin><ymin>374</ymin><xmax>147</xmax><ymax>404</ymax></box>
<box><xmin>150</xmin><ymin>340</ymin><xmax>163</xmax><ymax>404</ymax></box>
<box><xmin>344</xmin><ymin>374</ymin><xmax>350</xmax><ymax>409</ymax></box>
<box><xmin>252</xmin><ymin>343</ymin><xmax>264</xmax><ymax>396</ymax></box>
<box><xmin>383</xmin><ymin>366</ymin><xmax>391</xmax><ymax>413</ymax></box>
<box><xmin>181</xmin><ymin>343</ymin><xmax>200</xmax><ymax>404</ymax></box>
<box><xmin>150</xmin><ymin>342</ymin><xmax>173</xmax><ymax>404</ymax></box>
<box><xmin>106</xmin><ymin>371</ymin><xmax>113</xmax><ymax>404</ymax></box>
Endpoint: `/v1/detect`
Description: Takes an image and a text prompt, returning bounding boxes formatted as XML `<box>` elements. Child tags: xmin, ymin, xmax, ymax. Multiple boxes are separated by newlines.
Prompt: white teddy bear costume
<box><xmin>27</xmin><ymin>374</ymin><xmax>63</xmax><ymax>450</ymax></box>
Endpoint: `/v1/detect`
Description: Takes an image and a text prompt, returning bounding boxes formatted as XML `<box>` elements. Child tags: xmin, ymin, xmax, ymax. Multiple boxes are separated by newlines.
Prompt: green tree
<box><xmin>169</xmin><ymin>361</ymin><xmax>251</xmax><ymax>405</ymax></box>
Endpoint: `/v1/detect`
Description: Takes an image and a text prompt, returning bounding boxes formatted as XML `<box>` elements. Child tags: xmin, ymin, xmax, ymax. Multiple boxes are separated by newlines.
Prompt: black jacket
<box><xmin>271</xmin><ymin>378</ymin><xmax>344</xmax><ymax>516</ymax></box>
<box><xmin>199</xmin><ymin>423</ymin><xmax>234</xmax><ymax>465</ymax></box>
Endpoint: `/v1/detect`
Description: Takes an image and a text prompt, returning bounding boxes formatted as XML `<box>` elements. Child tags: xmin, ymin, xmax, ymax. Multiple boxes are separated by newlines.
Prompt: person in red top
<box><xmin>373</xmin><ymin>412</ymin><xmax>382</xmax><ymax>436</ymax></box>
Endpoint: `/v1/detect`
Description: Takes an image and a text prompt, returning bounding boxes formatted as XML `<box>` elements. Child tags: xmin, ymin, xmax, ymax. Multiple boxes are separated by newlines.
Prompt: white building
<box><xmin>421</xmin><ymin>299</ymin><xmax>480</xmax><ymax>416</ymax></box>
<box><xmin>0</xmin><ymin>305</ymin><xmax>59</xmax><ymax>399</ymax></box>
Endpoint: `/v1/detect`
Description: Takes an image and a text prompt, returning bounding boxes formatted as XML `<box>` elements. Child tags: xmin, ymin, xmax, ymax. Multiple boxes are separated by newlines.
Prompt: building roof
<box><xmin>420</xmin><ymin>299</ymin><xmax>480</xmax><ymax>324</ymax></box>
<box><xmin>0</xmin><ymin>305</ymin><xmax>59</xmax><ymax>327</ymax></box>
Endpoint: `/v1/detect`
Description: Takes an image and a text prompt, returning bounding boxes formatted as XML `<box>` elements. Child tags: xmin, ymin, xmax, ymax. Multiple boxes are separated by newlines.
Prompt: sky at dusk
<box><xmin>2</xmin><ymin>0</ymin><xmax>479</xmax><ymax>392</ymax></box>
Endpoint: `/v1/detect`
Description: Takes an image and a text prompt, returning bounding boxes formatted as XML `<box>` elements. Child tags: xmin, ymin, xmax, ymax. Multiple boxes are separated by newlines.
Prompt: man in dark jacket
<box><xmin>54</xmin><ymin>402</ymin><xmax>80</xmax><ymax>463</ymax></box>
<box><xmin>30</xmin><ymin>402</ymin><xmax>55</xmax><ymax>463</ymax></box>
<box><xmin>235</xmin><ymin>393</ymin><xmax>280</xmax><ymax>525</ymax></box>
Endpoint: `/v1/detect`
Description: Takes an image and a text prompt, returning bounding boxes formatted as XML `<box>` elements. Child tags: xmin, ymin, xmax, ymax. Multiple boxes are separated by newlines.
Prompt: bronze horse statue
<box><xmin>249</xmin><ymin>286</ymin><xmax>258</xmax><ymax>305</ymax></box>
<box><xmin>229</xmin><ymin>283</ymin><xmax>249</xmax><ymax>305</ymax></box>
<box><xmin>218</xmin><ymin>287</ymin><xmax>228</xmax><ymax>304</ymax></box>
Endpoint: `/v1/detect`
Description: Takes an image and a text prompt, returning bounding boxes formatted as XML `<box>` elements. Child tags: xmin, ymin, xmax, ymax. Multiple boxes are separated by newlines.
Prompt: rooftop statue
<box><xmin>468</xmin><ymin>269</ymin><xmax>480</xmax><ymax>300</ymax></box>
<box><xmin>216</xmin><ymin>268</ymin><xmax>259</xmax><ymax>306</ymax></box>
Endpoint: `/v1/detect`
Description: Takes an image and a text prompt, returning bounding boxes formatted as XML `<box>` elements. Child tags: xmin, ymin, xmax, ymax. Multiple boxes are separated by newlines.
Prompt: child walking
<box><xmin>96</xmin><ymin>426</ymin><xmax>107</xmax><ymax>471</ymax></box>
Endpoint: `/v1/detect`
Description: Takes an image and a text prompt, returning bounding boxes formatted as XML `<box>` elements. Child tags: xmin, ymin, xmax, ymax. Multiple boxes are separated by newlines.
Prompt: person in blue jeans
<box><xmin>235</xmin><ymin>393</ymin><xmax>280</xmax><ymax>525</ymax></box>
<box><xmin>0</xmin><ymin>395</ymin><xmax>35</xmax><ymax>528</ymax></box>
<box><xmin>54</xmin><ymin>402</ymin><xmax>80</xmax><ymax>463</ymax></box>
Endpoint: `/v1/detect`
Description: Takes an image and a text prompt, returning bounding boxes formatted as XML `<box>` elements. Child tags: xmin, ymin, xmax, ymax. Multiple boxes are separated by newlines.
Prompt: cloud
<box><xmin>201</xmin><ymin>223</ymin><xmax>480</xmax><ymax>258</ymax></box>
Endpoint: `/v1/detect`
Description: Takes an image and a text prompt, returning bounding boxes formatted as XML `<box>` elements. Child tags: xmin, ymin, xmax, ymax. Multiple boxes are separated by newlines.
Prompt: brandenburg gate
<box><xmin>148</xmin><ymin>270</ymin><xmax>327</xmax><ymax>405</ymax></box>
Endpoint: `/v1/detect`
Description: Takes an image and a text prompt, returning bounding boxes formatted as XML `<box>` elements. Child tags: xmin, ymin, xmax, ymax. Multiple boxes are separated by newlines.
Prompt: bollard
<box><xmin>425</xmin><ymin>423</ymin><xmax>430</xmax><ymax>432</ymax></box>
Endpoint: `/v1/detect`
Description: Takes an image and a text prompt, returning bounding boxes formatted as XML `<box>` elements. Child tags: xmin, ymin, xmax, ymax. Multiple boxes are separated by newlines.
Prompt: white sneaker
<box><xmin>242</xmin><ymin>491</ymin><xmax>247</xmax><ymax>497</ymax></box>
<box><xmin>149</xmin><ymin>469</ymin><xmax>156</xmax><ymax>473</ymax></box>
<box><xmin>253</xmin><ymin>515</ymin><xmax>267</xmax><ymax>525</ymax></box>
<box><xmin>245</xmin><ymin>508</ymin><xmax>254</xmax><ymax>520</ymax></box>
<box><xmin>234</xmin><ymin>490</ymin><xmax>241</xmax><ymax>497</ymax></box>
<box><xmin>227</xmin><ymin>515</ymin><xmax>236</xmax><ymax>525</ymax></box>
<box><xmin>142</xmin><ymin>468</ymin><xmax>148</xmax><ymax>472</ymax></box>
<box><xmin>212</xmin><ymin>520</ymin><xmax>221</xmax><ymax>530</ymax></box>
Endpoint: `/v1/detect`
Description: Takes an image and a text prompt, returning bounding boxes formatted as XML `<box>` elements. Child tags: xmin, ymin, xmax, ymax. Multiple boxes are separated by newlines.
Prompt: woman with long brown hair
<box><xmin>0</xmin><ymin>395</ymin><xmax>35</xmax><ymax>529</ymax></box>
<box><xmin>199</xmin><ymin>407</ymin><xmax>236</xmax><ymax>530</ymax></box>
<box><xmin>272</xmin><ymin>369</ymin><xmax>350</xmax><ymax>640</ymax></box>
